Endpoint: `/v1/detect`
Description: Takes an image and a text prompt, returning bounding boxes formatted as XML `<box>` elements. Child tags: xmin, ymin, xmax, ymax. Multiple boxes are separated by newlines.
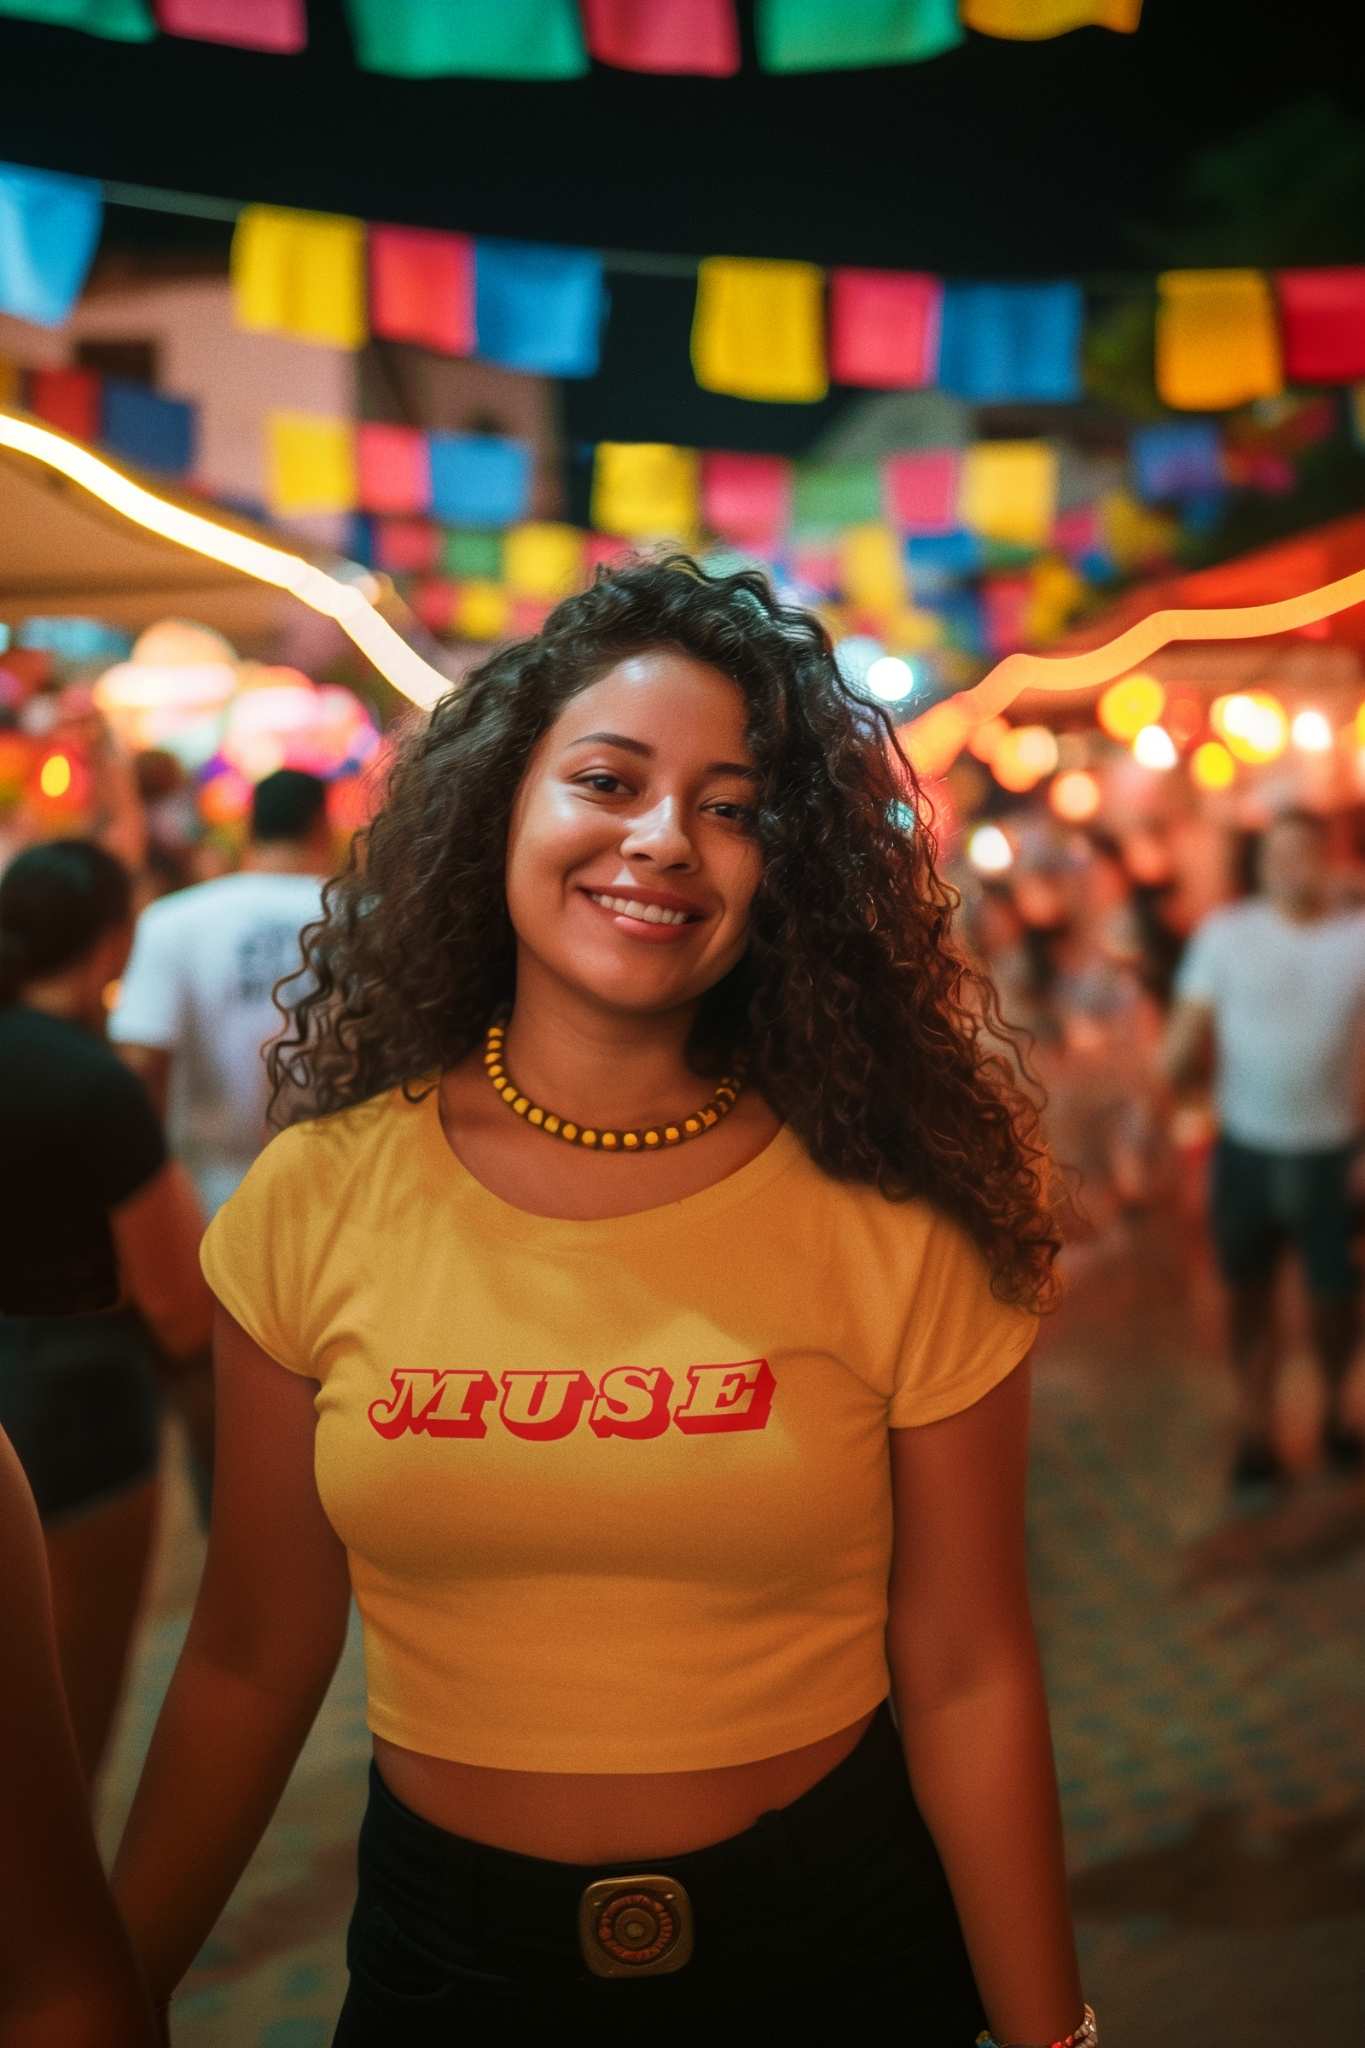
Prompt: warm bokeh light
<box><xmin>1164</xmin><ymin>691</ymin><xmax>1205</xmax><ymax>748</ymax></box>
<box><xmin>1213</xmin><ymin>690</ymin><xmax>1289</xmax><ymax>764</ymax></box>
<box><xmin>992</xmin><ymin>724</ymin><xmax>1059</xmax><ymax>792</ymax></box>
<box><xmin>967</xmin><ymin>823</ymin><xmax>1013</xmax><ymax>875</ymax></box>
<box><xmin>1048</xmin><ymin>769</ymin><xmax>1102</xmax><ymax>822</ymax></box>
<box><xmin>1098</xmin><ymin>672</ymin><xmax>1166</xmax><ymax>743</ymax></box>
<box><xmin>1191</xmin><ymin>740</ymin><xmax>1236</xmax><ymax>791</ymax></box>
<box><xmin>865</xmin><ymin>654</ymin><xmax>915</xmax><ymax>702</ymax></box>
<box><xmin>1291</xmin><ymin>708</ymin><xmax>1333</xmax><ymax>753</ymax></box>
<box><xmin>1132</xmin><ymin>724</ymin><xmax>1178</xmax><ymax>771</ymax></box>
<box><xmin>38</xmin><ymin>751</ymin><xmax>72</xmax><ymax>798</ymax></box>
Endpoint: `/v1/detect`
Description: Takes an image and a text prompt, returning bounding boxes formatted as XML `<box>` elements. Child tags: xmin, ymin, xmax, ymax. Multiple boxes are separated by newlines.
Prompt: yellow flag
<box><xmin>592</xmin><ymin>443</ymin><xmax>699</xmax><ymax>540</ymax></box>
<box><xmin>233</xmin><ymin>205</ymin><xmax>367</xmax><ymax>350</ymax></box>
<box><xmin>692</xmin><ymin>258</ymin><xmax>827</xmax><ymax>403</ymax></box>
<box><xmin>959</xmin><ymin>442</ymin><xmax>1057</xmax><ymax>548</ymax></box>
<box><xmin>964</xmin><ymin>1</ymin><xmax>1141</xmax><ymax>36</ymax></box>
<box><xmin>1156</xmin><ymin>271</ymin><xmax>1282</xmax><ymax>411</ymax></box>
<box><xmin>267</xmin><ymin>412</ymin><xmax>357</xmax><ymax>515</ymax></box>
<box><xmin>840</xmin><ymin>524</ymin><xmax>905</xmax><ymax>614</ymax></box>
<box><xmin>454</xmin><ymin>580</ymin><xmax>511</xmax><ymax>642</ymax></box>
<box><xmin>503</xmin><ymin>522</ymin><xmax>586</xmax><ymax>601</ymax></box>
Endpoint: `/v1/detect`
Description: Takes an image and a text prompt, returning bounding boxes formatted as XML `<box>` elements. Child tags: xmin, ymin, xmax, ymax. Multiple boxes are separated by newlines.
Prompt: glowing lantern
<box><xmin>221</xmin><ymin>675</ymin><xmax>378</xmax><ymax>781</ymax></box>
<box><xmin>1191</xmin><ymin>740</ymin><xmax>1235</xmax><ymax>791</ymax></box>
<box><xmin>1291</xmin><ymin>708</ymin><xmax>1333</xmax><ymax>753</ymax></box>
<box><xmin>1132</xmin><ymin>724</ymin><xmax>1178</xmax><ymax>771</ymax></box>
<box><xmin>967</xmin><ymin>824</ymin><xmax>1013</xmax><ymax>875</ymax></box>
<box><xmin>1049</xmin><ymin>770</ymin><xmax>1102</xmax><ymax>823</ymax></box>
<box><xmin>992</xmin><ymin>724</ymin><xmax>1059</xmax><ymax>793</ymax></box>
<box><xmin>38</xmin><ymin>751</ymin><xmax>72</xmax><ymax>798</ymax></box>
<box><xmin>1098</xmin><ymin>672</ymin><xmax>1165</xmax><ymax>743</ymax></box>
<box><xmin>1213</xmin><ymin>690</ymin><xmax>1288</xmax><ymax>764</ymax></box>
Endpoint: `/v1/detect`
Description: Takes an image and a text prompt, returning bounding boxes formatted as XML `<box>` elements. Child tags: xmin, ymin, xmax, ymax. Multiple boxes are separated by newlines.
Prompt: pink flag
<box><xmin>830</xmin><ymin>270</ymin><xmax>941</xmax><ymax>389</ymax></box>
<box><xmin>701</xmin><ymin>451</ymin><xmax>792</xmax><ymax>543</ymax></box>
<box><xmin>1276</xmin><ymin>268</ymin><xmax>1365</xmax><ymax>384</ymax></box>
<box><xmin>370</xmin><ymin>225</ymin><xmax>475</xmax><ymax>355</ymax></box>
<box><xmin>883</xmin><ymin>450</ymin><xmax>959</xmax><ymax>535</ymax></box>
<box><xmin>156</xmin><ymin>0</ymin><xmax>306</xmax><ymax>51</ymax></box>
<box><xmin>583</xmin><ymin>0</ymin><xmax>739</xmax><ymax>74</ymax></box>
<box><xmin>357</xmin><ymin>424</ymin><xmax>431</xmax><ymax>515</ymax></box>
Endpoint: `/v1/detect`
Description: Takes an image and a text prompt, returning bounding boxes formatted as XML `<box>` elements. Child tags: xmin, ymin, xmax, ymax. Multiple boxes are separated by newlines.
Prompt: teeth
<box><xmin>589</xmin><ymin>892</ymin><xmax>691</xmax><ymax>927</ymax></box>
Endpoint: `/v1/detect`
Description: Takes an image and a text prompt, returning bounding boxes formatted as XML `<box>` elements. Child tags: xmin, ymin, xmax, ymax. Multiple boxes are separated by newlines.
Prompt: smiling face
<box><xmin>504</xmin><ymin>649</ymin><xmax>763</xmax><ymax>1020</ymax></box>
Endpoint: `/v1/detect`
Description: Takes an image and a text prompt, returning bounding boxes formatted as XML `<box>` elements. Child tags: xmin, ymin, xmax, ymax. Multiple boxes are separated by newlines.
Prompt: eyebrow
<box><xmin>566</xmin><ymin>730</ymin><xmax>761</xmax><ymax>782</ymax></box>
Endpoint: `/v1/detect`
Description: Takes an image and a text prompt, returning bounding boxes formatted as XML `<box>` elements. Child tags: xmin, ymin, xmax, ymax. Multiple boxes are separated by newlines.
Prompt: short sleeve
<box><xmin>200</xmin><ymin>1126</ymin><xmax>314</xmax><ymax>1375</ymax></box>
<box><xmin>86</xmin><ymin>1056</ymin><xmax>167</xmax><ymax>1210</ymax></box>
<box><xmin>889</xmin><ymin>1211</ymin><xmax>1039</xmax><ymax>1429</ymax></box>
<box><xmin>109</xmin><ymin>899</ymin><xmax>185</xmax><ymax>1051</ymax></box>
<box><xmin>1173</xmin><ymin>918</ymin><xmax>1220</xmax><ymax>1006</ymax></box>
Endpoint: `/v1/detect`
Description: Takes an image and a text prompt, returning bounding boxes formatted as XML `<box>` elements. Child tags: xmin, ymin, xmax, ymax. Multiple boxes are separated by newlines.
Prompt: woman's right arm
<box><xmin>111</xmin><ymin>1304</ymin><xmax>352</xmax><ymax>2007</ymax></box>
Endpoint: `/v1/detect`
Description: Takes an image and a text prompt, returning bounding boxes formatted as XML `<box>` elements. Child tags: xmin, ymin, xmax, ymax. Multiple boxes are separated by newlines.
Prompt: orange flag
<box><xmin>964</xmin><ymin>1</ymin><xmax>1142</xmax><ymax>35</ymax></box>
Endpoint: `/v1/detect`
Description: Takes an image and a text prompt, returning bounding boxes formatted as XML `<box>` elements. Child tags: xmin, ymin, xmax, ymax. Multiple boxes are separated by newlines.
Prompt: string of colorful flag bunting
<box><xmin>0</xmin><ymin>1</ymin><xmax>1142</xmax><ymax>72</ymax></box>
<box><xmin>6</xmin><ymin>163</ymin><xmax>1365</xmax><ymax>415</ymax></box>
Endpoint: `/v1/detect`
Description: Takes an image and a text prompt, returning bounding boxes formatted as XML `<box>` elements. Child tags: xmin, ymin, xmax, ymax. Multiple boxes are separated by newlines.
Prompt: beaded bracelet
<box><xmin>976</xmin><ymin>2004</ymin><xmax>1098</xmax><ymax>2048</ymax></box>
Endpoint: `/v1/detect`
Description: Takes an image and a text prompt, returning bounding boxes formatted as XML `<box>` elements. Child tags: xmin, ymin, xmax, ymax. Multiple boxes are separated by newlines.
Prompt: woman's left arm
<box><xmin>887</xmin><ymin>1354</ymin><xmax>1085</xmax><ymax>2048</ymax></box>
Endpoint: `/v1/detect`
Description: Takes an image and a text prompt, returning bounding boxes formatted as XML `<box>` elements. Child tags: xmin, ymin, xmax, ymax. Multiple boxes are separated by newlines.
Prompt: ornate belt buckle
<box><xmin>578</xmin><ymin>1873</ymin><xmax>694</xmax><ymax>1979</ymax></box>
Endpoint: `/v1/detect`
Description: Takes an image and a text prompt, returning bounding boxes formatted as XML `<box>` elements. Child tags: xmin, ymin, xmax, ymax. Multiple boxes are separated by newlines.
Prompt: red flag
<box><xmin>156</xmin><ymin>0</ymin><xmax>306</xmax><ymax>51</ymax></box>
<box><xmin>1276</xmin><ymin>268</ymin><xmax>1365</xmax><ymax>384</ymax></box>
<box><xmin>370</xmin><ymin>226</ymin><xmax>475</xmax><ymax>355</ymax></box>
<box><xmin>884</xmin><ymin>450</ymin><xmax>959</xmax><ymax>535</ymax></box>
<box><xmin>701</xmin><ymin>452</ymin><xmax>792</xmax><ymax>543</ymax></box>
<box><xmin>357</xmin><ymin>424</ymin><xmax>431</xmax><ymax>515</ymax></box>
<box><xmin>830</xmin><ymin>270</ymin><xmax>941</xmax><ymax>390</ymax></box>
<box><xmin>28</xmin><ymin>366</ymin><xmax>101</xmax><ymax>442</ymax></box>
<box><xmin>374</xmin><ymin>518</ymin><xmax>441</xmax><ymax>574</ymax></box>
<box><xmin>583</xmin><ymin>0</ymin><xmax>739</xmax><ymax>74</ymax></box>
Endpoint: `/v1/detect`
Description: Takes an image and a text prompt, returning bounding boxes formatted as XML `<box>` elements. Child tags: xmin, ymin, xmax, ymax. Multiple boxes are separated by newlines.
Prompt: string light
<box><xmin>38</xmin><ymin>751</ymin><xmax>72</xmax><ymax>798</ymax></box>
<box><xmin>1098</xmin><ymin>673</ymin><xmax>1165</xmax><ymax>742</ymax></box>
<box><xmin>967</xmin><ymin>824</ymin><xmax>1013</xmax><ymax>875</ymax></box>
<box><xmin>992</xmin><ymin>725</ymin><xmax>1059</xmax><ymax>792</ymax></box>
<box><xmin>0</xmin><ymin>410</ymin><xmax>445</xmax><ymax>711</ymax></box>
<box><xmin>1049</xmin><ymin>770</ymin><xmax>1102</xmax><ymax>823</ymax></box>
<box><xmin>1191</xmin><ymin>740</ymin><xmax>1235</xmax><ymax>791</ymax></box>
<box><xmin>1290</xmin><ymin>708</ymin><xmax>1333</xmax><ymax>753</ymax></box>
<box><xmin>1212</xmin><ymin>691</ymin><xmax>1289</xmax><ymax>764</ymax></box>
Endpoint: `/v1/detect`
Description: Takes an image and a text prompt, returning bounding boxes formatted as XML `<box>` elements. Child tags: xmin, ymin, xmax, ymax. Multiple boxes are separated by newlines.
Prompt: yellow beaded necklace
<box><xmin>482</xmin><ymin>1020</ymin><xmax>746</xmax><ymax>1152</ymax></box>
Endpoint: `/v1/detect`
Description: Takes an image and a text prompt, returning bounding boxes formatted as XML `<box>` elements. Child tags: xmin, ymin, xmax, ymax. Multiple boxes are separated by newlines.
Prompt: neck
<box><xmin>499</xmin><ymin>972</ymin><xmax>715</xmax><ymax>1130</ymax></box>
<box><xmin>244</xmin><ymin>842</ymin><xmax>322</xmax><ymax>877</ymax></box>
<box><xmin>18</xmin><ymin>973</ymin><xmax>98</xmax><ymax>1026</ymax></box>
<box><xmin>1272</xmin><ymin>893</ymin><xmax>1327</xmax><ymax>924</ymax></box>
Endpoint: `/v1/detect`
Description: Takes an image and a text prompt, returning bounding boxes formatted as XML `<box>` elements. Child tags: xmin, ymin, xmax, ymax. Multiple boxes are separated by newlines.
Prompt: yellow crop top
<box><xmin>200</xmin><ymin>1083</ymin><xmax>1037</xmax><ymax>1773</ymax></box>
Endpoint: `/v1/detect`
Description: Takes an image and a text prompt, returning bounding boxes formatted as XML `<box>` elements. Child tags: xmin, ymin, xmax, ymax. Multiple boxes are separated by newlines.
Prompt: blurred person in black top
<box><xmin>0</xmin><ymin>840</ymin><xmax>212</xmax><ymax>1789</ymax></box>
<box><xmin>0</xmin><ymin>1422</ymin><xmax>156</xmax><ymax>2045</ymax></box>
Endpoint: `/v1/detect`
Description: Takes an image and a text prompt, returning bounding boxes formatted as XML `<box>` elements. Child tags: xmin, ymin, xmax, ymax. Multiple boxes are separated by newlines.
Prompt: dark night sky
<box><xmin>3</xmin><ymin>0</ymin><xmax>1365</xmax><ymax>469</ymax></box>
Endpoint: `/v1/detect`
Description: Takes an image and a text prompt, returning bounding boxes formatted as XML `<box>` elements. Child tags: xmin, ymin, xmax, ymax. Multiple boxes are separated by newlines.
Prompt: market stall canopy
<box><xmin>1012</xmin><ymin>512</ymin><xmax>1365</xmax><ymax>721</ymax></box>
<box><xmin>0</xmin><ymin>414</ymin><xmax>408</xmax><ymax>655</ymax></box>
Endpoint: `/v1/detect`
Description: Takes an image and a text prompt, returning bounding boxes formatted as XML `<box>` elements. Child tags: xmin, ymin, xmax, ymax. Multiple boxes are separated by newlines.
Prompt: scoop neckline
<box><xmin>415</xmin><ymin>1080</ymin><xmax>804</xmax><ymax>1249</ymax></box>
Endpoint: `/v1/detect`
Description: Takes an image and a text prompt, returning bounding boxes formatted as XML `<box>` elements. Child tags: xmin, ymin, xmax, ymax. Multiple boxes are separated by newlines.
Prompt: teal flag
<box><xmin>757</xmin><ymin>0</ymin><xmax>962</xmax><ymax>71</ymax></box>
<box><xmin>791</xmin><ymin>462</ymin><xmax>882</xmax><ymax>533</ymax></box>
<box><xmin>0</xmin><ymin>0</ymin><xmax>153</xmax><ymax>36</ymax></box>
<box><xmin>345</xmin><ymin>0</ymin><xmax>587</xmax><ymax>78</ymax></box>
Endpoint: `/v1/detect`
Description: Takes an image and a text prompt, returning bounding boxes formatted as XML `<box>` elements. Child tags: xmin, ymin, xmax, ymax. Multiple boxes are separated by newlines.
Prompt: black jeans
<box><xmin>333</xmin><ymin>1700</ymin><xmax>985</xmax><ymax>2043</ymax></box>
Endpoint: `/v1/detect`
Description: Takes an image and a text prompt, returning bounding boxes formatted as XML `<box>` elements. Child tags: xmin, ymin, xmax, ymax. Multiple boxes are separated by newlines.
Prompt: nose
<box><xmin>618</xmin><ymin>795</ymin><xmax>698</xmax><ymax>871</ymax></box>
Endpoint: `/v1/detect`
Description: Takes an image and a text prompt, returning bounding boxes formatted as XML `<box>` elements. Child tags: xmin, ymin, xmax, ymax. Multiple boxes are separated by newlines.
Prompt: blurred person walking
<box><xmin>0</xmin><ymin>1422</ymin><xmax>157</xmax><ymax>2046</ymax></box>
<box><xmin>1163</xmin><ymin>808</ymin><xmax>1365</xmax><ymax>1488</ymax></box>
<box><xmin>0</xmin><ymin>842</ymin><xmax>212</xmax><ymax>1788</ymax></box>
<box><xmin>111</xmin><ymin>768</ymin><xmax>331</xmax><ymax>1221</ymax></box>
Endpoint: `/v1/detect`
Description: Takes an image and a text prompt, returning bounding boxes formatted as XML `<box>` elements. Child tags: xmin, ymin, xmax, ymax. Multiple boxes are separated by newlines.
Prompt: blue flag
<box><xmin>0</xmin><ymin>161</ymin><xmax>102</xmax><ymax>327</ymax></box>
<box><xmin>1131</xmin><ymin>421</ymin><xmax>1223</xmax><ymax>501</ymax></box>
<box><xmin>101</xmin><ymin>382</ymin><xmax>197</xmax><ymax>475</ymax></box>
<box><xmin>937</xmin><ymin>282</ymin><xmax>1083</xmax><ymax>403</ymax></box>
<box><xmin>429</xmin><ymin>434</ymin><xmax>532</xmax><ymax>528</ymax></box>
<box><xmin>474</xmin><ymin>240</ymin><xmax>605</xmax><ymax>377</ymax></box>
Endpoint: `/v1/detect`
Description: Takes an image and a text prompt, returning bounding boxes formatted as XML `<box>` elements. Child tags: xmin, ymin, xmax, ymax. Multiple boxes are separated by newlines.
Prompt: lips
<box><xmin>578</xmin><ymin>885</ymin><xmax>708</xmax><ymax>941</ymax></box>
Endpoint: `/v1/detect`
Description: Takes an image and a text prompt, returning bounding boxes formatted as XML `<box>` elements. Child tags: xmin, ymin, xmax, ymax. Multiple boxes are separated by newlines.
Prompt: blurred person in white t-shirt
<box><xmin>1163</xmin><ymin>808</ymin><xmax>1365</xmax><ymax>1491</ymax></box>
<box><xmin>111</xmin><ymin>769</ymin><xmax>330</xmax><ymax>1222</ymax></box>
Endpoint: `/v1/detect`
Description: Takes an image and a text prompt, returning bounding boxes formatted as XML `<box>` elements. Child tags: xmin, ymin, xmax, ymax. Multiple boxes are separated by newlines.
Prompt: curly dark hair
<box><xmin>272</xmin><ymin>554</ymin><xmax>1059</xmax><ymax>1310</ymax></box>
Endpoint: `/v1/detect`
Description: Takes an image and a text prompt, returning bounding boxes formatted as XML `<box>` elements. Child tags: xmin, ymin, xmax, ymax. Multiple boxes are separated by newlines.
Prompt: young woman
<box><xmin>0</xmin><ymin>840</ymin><xmax>212</xmax><ymax>1788</ymax></box>
<box><xmin>113</xmin><ymin>559</ymin><xmax>1093</xmax><ymax>2046</ymax></box>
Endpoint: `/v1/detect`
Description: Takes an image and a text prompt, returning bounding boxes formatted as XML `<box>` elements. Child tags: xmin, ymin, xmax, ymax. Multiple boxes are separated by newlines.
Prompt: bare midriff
<box><xmin>373</xmin><ymin>1708</ymin><xmax>879</xmax><ymax>1864</ymax></box>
